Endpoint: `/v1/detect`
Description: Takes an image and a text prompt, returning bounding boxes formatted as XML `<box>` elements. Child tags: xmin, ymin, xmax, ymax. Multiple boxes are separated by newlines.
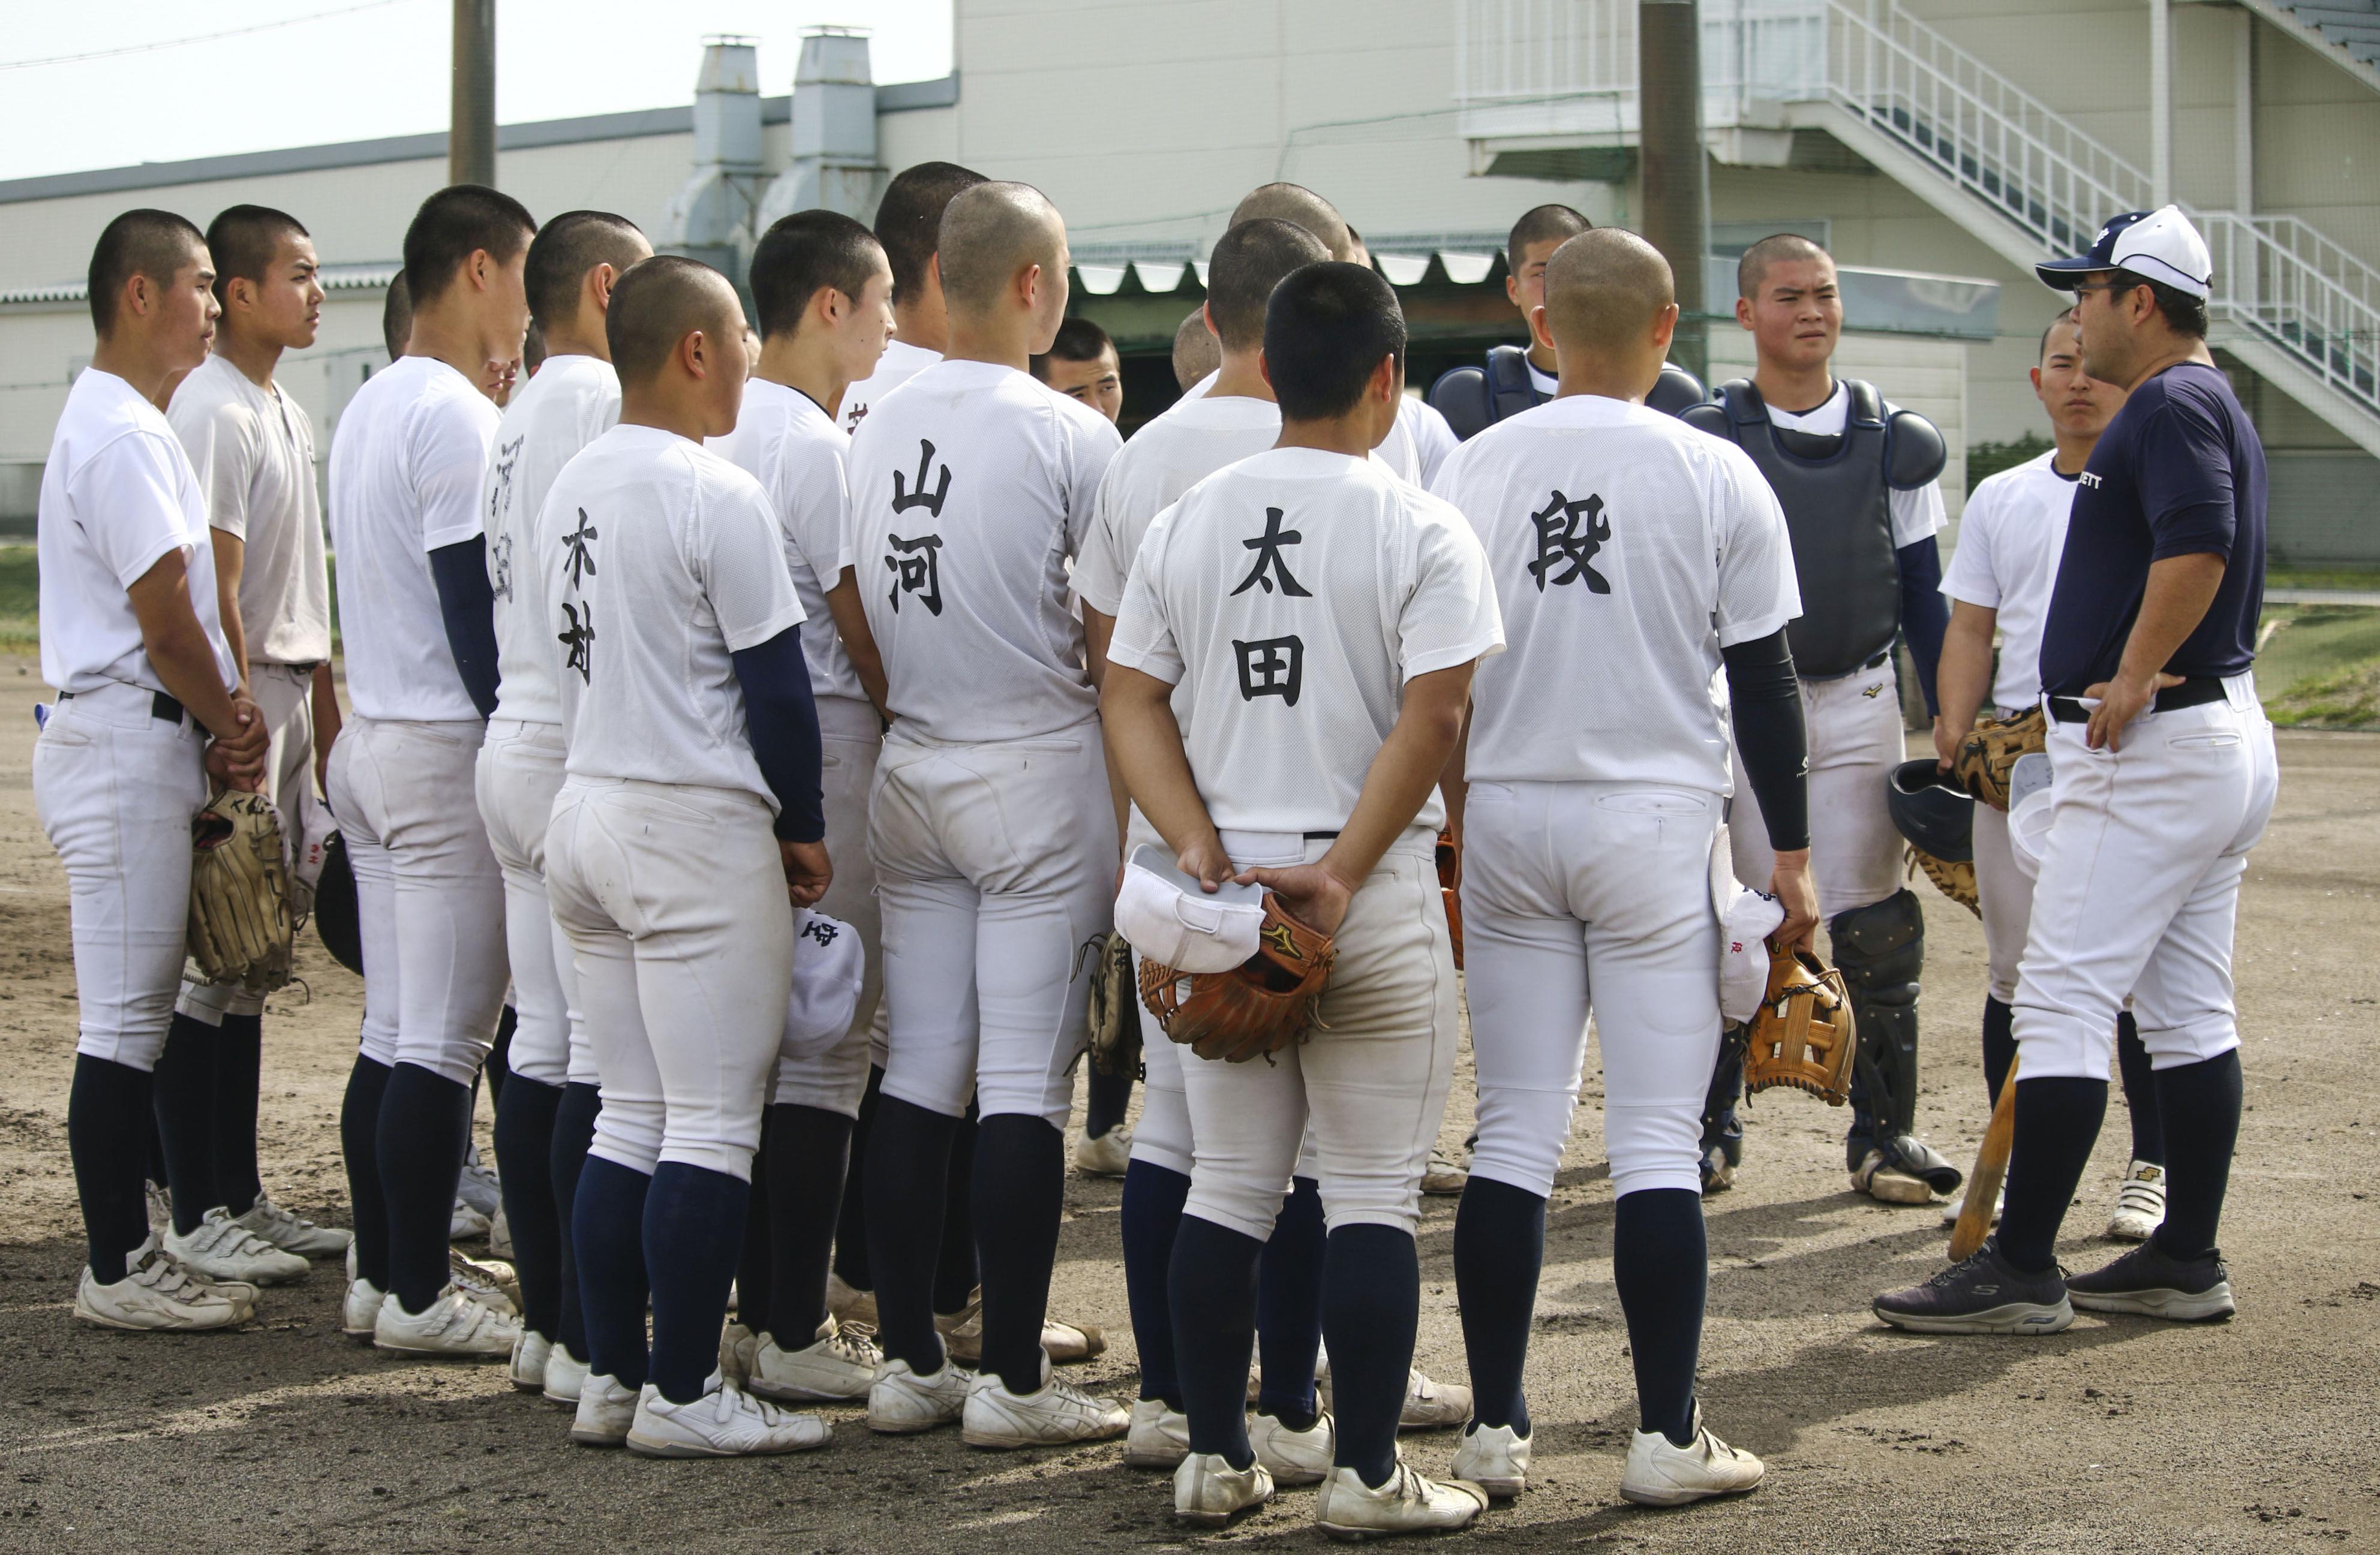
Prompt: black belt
<box><xmin>2048</xmin><ymin>676</ymin><xmax>2226</xmax><ymax>724</ymax></box>
<box><xmin>58</xmin><ymin>688</ymin><xmax>187</xmax><ymax>723</ymax></box>
<box><xmin>1806</xmin><ymin>648</ymin><xmax>1893</xmax><ymax>683</ymax></box>
<box><xmin>1302</xmin><ymin>831</ymin><xmax>1340</xmax><ymax>841</ymax></box>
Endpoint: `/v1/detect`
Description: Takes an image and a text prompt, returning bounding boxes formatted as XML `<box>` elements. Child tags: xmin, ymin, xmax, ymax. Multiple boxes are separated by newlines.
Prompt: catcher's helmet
<box><xmin>312</xmin><ymin>831</ymin><xmax>363</xmax><ymax>976</ymax></box>
<box><xmin>1886</xmin><ymin>759</ymin><xmax>1973</xmax><ymax>864</ymax></box>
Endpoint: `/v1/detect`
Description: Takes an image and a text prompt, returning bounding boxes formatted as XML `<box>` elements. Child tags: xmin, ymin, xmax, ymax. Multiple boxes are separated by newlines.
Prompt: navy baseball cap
<box><xmin>2036</xmin><ymin>206</ymin><xmax>2212</xmax><ymax>300</ymax></box>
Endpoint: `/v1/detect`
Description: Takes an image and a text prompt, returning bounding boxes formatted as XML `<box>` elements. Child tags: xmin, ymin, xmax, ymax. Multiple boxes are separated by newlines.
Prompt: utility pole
<box><xmin>450</xmin><ymin>0</ymin><xmax>496</xmax><ymax>187</ymax></box>
<box><xmin>1639</xmin><ymin>0</ymin><xmax>1710</xmax><ymax>383</ymax></box>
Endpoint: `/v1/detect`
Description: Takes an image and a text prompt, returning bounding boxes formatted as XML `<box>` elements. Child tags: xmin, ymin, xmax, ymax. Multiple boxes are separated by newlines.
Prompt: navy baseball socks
<box><xmin>1084</xmin><ymin>1063</ymin><xmax>1134</xmax><ymax>1142</ymax></box>
<box><xmin>69</xmin><ymin>1054</ymin><xmax>154</xmax><ymax>1283</ymax></box>
<box><xmin>1985</xmin><ymin>1003</ymin><xmax>2162</xmax><ymax>1168</ymax></box>
<box><xmin>1120</xmin><ymin>1160</ymin><xmax>1190</xmax><ymax>1407</ymax></box>
<box><xmin>1321</xmin><ymin>1223</ymin><xmax>1421</xmax><ymax>1487</ymax></box>
<box><xmin>1981</xmin><ymin>997</ymin><xmax>2016</xmax><ymax>1105</ymax></box>
<box><xmin>339</xmin><ymin>1057</ymin><xmax>394</xmax><ymax>1290</ymax></box>
<box><xmin>1169</xmin><ymin>1213</ymin><xmax>1264</xmax><ymax>1467</ymax></box>
<box><xmin>863</xmin><ymin>1094</ymin><xmax>962</xmax><ymax>1371</ymax></box>
<box><xmin>1453</xmin><ymin>1175</ymin><xmax>1546</xmax><ymax>1437</ymax></box>
<box><xmin>573</xmin><ymin>1154</ymin><xmax>653</xmax><ymax>1389</ymax></box>
<box><xmin>151</xmin><ymin>1013</ymin><xmax>221</xmax><ymax>1234</ymax></box>
<box><xmin>212</xmin><ymin>1013</ymin><xmax>265</xmax><ymax>1215</ymax></box>
<box><xmin>644</xmin><ymin>1162</ymin><xmax>751</xmax><ymax>1404</ymax></box>
<box><xmin>378</xmin><ymin>1062</ymin><xmax>474</xmax><ymax>1313</ymax></box>
<box><xmin>973</xmin><ymin>1114</ymin><xmax>1065</xmax><ymax>1393</ymax></box>
<box><xmin>549</xmin><ymin>1081</ymin><xmax>601</xmax><ymax>1362</ymax></box>
<box><xmin>492</xmin><ymin>1075</ymin><xmax>564</xmax><ymax>1340</ymax></box>
<box><xmin>762</xmin><ymin>1103</ymin><xmax>855</xmax><ymax>1342</ymax></box>
<box><xmin>1613</xmin><ymin>1188</ymin><xmax>1706</xmax><ymax>1447</ymax></box>
<box><xmin>1257</xmin><ymin>1177</ymin><xmax>1326</xmax><ymax>1427</ymax></box>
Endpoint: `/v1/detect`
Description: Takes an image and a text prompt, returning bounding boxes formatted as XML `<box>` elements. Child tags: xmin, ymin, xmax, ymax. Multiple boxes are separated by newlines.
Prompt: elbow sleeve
<box><xmin>1897</xmin><ymin>537</ymin><xmax>1949</xmax><ymax>718</ymax></box>
<box><xmin>1722</xmin><ymin>627</ymin><xmax>1811</xmax><ymax>854</ymax></box>
<box><xmin>428</xmin><ymin>537</ymin><xmax>500</xmax><ymax>719</ymax></box>
<box><xmin>731</xmin><ymin>626</ymin><xmax>825</xmax><ymax>843</ymax></box>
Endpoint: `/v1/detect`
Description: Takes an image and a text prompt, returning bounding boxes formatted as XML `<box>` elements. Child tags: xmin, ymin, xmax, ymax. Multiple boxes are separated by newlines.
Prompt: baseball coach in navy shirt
<box><xmin>1875</xmin><ymin>206</ymin><xmax>2278</xmax><ymax>1337</ymax></box>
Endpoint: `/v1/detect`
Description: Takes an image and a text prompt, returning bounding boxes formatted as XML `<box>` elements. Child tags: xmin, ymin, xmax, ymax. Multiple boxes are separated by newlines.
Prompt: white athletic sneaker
<box><xmin>1251</xmin><ymin>1409</ymin><xmax>1335</xmax><ymax>1485</ymax></box>
<box><xmin>164</xmin><ymin>1207</ymin><xmax>311</xmax><ymax>1286</ymax></box>
<box><xmin>1314</xmin><ymin>1461</ymin><xmax>1488</xmax><ymax>1539</ymax></box>
<box><xmin>1420</xmin><ymin>1145</ymin><xmax>1471</xmax><ymax>1197</ymax></box>
<box><xmin>450</xmin><ymin>1197</ymin><xmax>491</xmax><ymax>1241</ymax></box>
<box><xmin>232</xmin><ymin>1195</ymin><xmax>352</xmax><ymax>1258</ymax></box>
<box><xmin>1852</xmin><ymin>1148</ymin><xmax>1936</xmax><ymax>1205</ymax></box>
<box><xmin>867</xmin><ymin>1357</ymin><xmax>971</xmax><ymax>1434</ymax></box>
<box><xmin>373</xmin><ymin>1285</ymin><xmax>521</xmax><ymax>1358</ymax></box>
<box><xmin>1175</xmin><ymin>1452</ymin><xmax>1275</xmax><ymax>1527</ymax></box>
<box><xmin>74</xmin><ymin>1237</ymin><xmax>249</xmax><ymax>1332</ymax></box>
<box><xmin>510</xmin><ymin>1329</ymin><xmax>553</xmax><ymax>1392</ymax></box>
<box><xmin>749</xmin><ymin>1317</ymin><xmax>881</xmax><ymax>1403</ymax></box>
<box><xmin>937</xmin><ymin>1288</ymin><xmax>1105</xmax><ymax>1366</ymax></box>
<box><xmin>626</xmin><ymin>1372</ymin><xmax>831</xmax><ymax>1458</ymax></box>
<box><xmin>450</xmin><ymin>1249</ymin><xmax>520</xmax><ymax>1314</ymax></box>
<box><xmin>1074</xmin><ymin>1125</ymin><xmax>1132</xmax><ymax>1178</ymax></box>
<box><xmin>1940</xmin><ymin>1186</ymin><xmax>2006</xmax><ymax>1228</ymax></box>
<box><xmin>341</xmin><ymin>1277</ymin><xmax>387</xmax><ymax>1337</ymax></box>
<box><xmin>1453</xmin><ymin>1422</ymin><xmax>1531</xmax><ymax>1499</ymax></box>
<box><xmin>827</xmin><ymin>1271</ymin><xmax>878</xmax><ymax>1331</ymax></box>
<box><xmin>487</xmin><ymin>1202</ymin><xmax>514</xmax><ymax>1261</ymax></box>
<box><xmin>960</xmin><ymin>1355</ymin><xmax>1131</xmax><ymax>1449</ymax></box>
<box><xmin>717</xmin><ymin>1321</ymin><xmax>756</xmax><ymax>1388</ymax></box>
<box><xmin>543</xmin><ymin>1342</ymin><xmax>590</xmax><ymax>1407</ymax></box>
<box><xmin>1125</xmin><ymin>1397</ymin><xmax>1191</xmax><ymax>1469</ymax></box>
<box><xmin>1618</xmin><ymin>1412</ymin><xmax>1766</xmax><ymax>1506</ymax></box>
<box><xmin>2106</xmin><ymin>1160</ymin><xmax>2168</xmax><ymax>1242</ymax></box>
<box><xmin>571</xmin><ymin>1373</ymin><xmax>638</xmax><ymax>1447</ymax></box>
<box><xmin>456</xmin><ymin>1153</ymin><xmax>503</xmax><ymax>1220</ymax></box>
<box><xmin>1321</xmin><ymin>1362</ymin><xmax>1472</xmax><ymax>1432</ymax></box>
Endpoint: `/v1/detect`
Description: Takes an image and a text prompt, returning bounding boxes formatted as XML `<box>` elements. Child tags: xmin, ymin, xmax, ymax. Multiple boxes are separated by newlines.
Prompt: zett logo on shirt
<box><xmin>2078</xmin><ymin>472</ymin><xmax>2103</xmax><ymax>489</ymax></box>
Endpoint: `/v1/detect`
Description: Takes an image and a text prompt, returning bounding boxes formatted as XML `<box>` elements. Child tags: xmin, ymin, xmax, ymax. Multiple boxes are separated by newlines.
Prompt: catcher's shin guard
<box><xmin>1830</xmin><ymin>889</ymin><xmax>1960</xmax><ymax>1192</ymax></box>
<box><xmin>1698</xmin><ymin>1024</ymin><xmax>1748</xmax><ymax>1192</ymax></box>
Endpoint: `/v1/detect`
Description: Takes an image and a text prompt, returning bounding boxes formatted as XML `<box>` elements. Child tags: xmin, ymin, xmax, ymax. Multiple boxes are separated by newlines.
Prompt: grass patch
<box><xmin>0</xmin><ymin>547</ymin><xmax>37</xmax><ymax>648</ymax></box>
<box><xmin>2267</xmin><ymin>567</ymin><xmax>2380</xmax><ymax>594</ymax></box>
<box><xmin>2259</xmin><ymin>603</ymin><xmax>2380</xmax><ymax>728</ymax></box>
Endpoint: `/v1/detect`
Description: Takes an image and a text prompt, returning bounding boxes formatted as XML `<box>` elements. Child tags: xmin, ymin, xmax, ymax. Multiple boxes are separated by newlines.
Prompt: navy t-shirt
<box><xmin>2038</xmin><ymin>360</ymin><xmax>2267</xmax><ymax>697</ymax></box>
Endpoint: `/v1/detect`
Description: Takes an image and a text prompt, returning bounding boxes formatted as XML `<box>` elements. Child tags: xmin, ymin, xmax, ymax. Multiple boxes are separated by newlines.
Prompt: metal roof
<box><xmin>1</xmin><ymin>260</ymin><xmax>401</xmax><ymax>308</ymax></box>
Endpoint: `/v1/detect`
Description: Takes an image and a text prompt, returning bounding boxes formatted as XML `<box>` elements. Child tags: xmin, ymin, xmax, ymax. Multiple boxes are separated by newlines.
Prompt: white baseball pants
<box><xmin>547</xmin><ymin>777</ymin><xmax>795</xmax><ymax>1181</ymax></box>
<box><xmin>325</xmin><ymin>716</ymin><xmax>509</xmax><ymax>1086</ymax></box>
<box><xmin>1972</xmin><ymin>799</ymin><xmax>2031</xmax><ymax>1006</ymax></box>
<box><xmin>773</xmin><ymin>696</ymin><xmax>882</xmax><ymax>1117</ymax></box>
<box><xmin>474</xmin><ymin>718</ymin><xmax>591</xmax><ymax>1087</ymax></box>
<box><xmin>869</xmin><ymin>724</ymin><xmax>1116</xmax><ymax>1130</ymax></box>
<box><xmin>1462</xmin><ymin>782</ymin><xmax>1724</xmax><ymax>1201</ymax></box>
<box><xmin>35</xmin><ymin>683</ymin><xmax>210</xmax><ymax>1072</ymax></box>
<box><xmin>178</xmin><ymin>660</ymin><xmax>324</xmax><ymax>1024</ymax></box>
<box><xmin>1729</xmin><ymin>664</ymin><xmax>1906</xmax><ymax>917</ymax></box>
<box><xmin>1177</xmin><ymin>831</ymin><xmax>1458</xmax><ymax>1241</ymax></box>
<box><xmin>2014</xmin><ymin>678</ymin><xmax>2277</xmax><ymax>1080</ymax></box>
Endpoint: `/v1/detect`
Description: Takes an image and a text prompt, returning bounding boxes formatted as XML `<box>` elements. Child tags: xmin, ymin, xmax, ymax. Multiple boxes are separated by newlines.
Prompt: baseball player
<box><xmin>846</xmin><ymin>181</ymin><xmax>1129</xmax><ymax>1448</ymax></box>
<box><xmin>383</xmin><ymin>269</ymin><xmax>413</xmax><ymax>362</ymax></box>
<box><xmin>1933</xmin><ymin>307</ymin><xmax>2168</xmax><ymax>1240</ymax></box>
<box><xmin>1433</xmin><ymin>229</ymin><xmax>1808</xmax><ymax>1507</ymax></box>
<box><xmin>471</xmin><ymin>209</ymin><xmax>652</xmax><ymax>1397</ymax></box>
<box><xmin>1030</xmin><ymin>317</ymin><xmax>1125</xmax><ymax>424</ymax></box>
<box><xmin>542</xmin><ymin>255</ymin><xmax>834</xmax><ymax>1455</ymax></box>
<box><xmin>707</xmin><ymin>208</ymin><xmax>896</xmax><ymax>1406</ymax></box>
<box><xmin>152</xmin><ymin>204</ymin><xmax>344</xmax><ymax>1281</ymax></box>
<box><xmin>1877</xmin><ymin>208</ymin><xmax>2275</xmax><ymax>1334</ymax></box>
<box><xmin>1224</xmin><ymin>184</ymin><xmax>1458</xmax><ymax>487</ymax></box>
<box><xmin>837</xmin><ymin>161</ymin><xmax>988</xmax><ymax>434</ymax></box>
<box><xmin>1171</xmin><ymin>305</ymin><xmax>1219</xmax><ymax>394</ymax></box>
<box><xmin>1681</xmin><ymin>233</ymin><xmax>1958</xmax><ymax>1205</ymax></box>
<box><xmin>327</xmin><ymin>184</ymin><xmax>533</xmax><ymax>1360</ymax></box>
<box><xmin>38</xmin><ymin>209</ymin><xmax>272</xmax><ymax>1330</ymax></box>
<box><xmin>1104</xmin><ymin>260</ymin><xmax>1502</xmax><ymax>1535</ymax></box>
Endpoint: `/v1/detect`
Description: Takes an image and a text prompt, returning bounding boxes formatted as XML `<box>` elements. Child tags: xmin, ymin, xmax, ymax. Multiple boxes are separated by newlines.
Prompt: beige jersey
<box><xmin>167</xmin><ymin>354</ymin><xmax>330</xmax><ymax>666</ymax></box>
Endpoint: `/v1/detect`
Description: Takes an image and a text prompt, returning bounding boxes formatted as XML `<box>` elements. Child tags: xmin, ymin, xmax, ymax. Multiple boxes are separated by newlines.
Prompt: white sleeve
<box><xmin>780</xmin><ymin>440</ymin><xmax>855</xmax><ymax>583</ymax></box>
<box><xmin>1102</xmin><ymin>506</ymin><xmax>1186</xmax><ymax>686</ymax></box>
<box><xmin>78</xmin><ymin>432</ymin><xmax>202</xmax><ymax>589</ymax></box>
<box><xmin>1064</xmin><ymin>413</ymin><xmax>1126</xmax><ymax>560</ymax></box>
<box><xmin>702</xmin><ymin>480</ymin><xmax>809</xmax><ymax>653</ymax></box>
<box><xmin>419</xmin><ymin>398</ymin><xmax>501</xmax><ymax>551</ymax></box>
<box><xmin>1939</xmin><ymin>479</ymin><xmax>2003</xmax><ymax>609</ymax></box>
<box><xmin>1712</xmin><ymin>447</ymin><xmax>1802</xmax><ymax>648</ymax></box>
<box><xmin>1889</xmin><ymin>478</ymin><xmax>1946</xmax><ymax>549</ymax></box>
<box><xmin>169</xmin><ymin>394</ymin><xmax>257</xmax><ymax>542</ymax></box>
<box><xmin>1410</xmin><ymin>401</ymin><xmax>1461</xmax><ymax>486</ymax></box>
<box><xmin>1072</xmin><ymin>461</ymin><xmax>1131</xmax><ymax>619</ymax></box>
<box><xmin>1398</xmin><ymin>504</ymin><xmax>1505</xmax><ymax>679</ymax></box>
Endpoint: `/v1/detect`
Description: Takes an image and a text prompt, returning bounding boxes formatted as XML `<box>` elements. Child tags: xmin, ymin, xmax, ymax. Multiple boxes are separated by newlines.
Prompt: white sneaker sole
<box><xmin>1464</xmin><ymin>1472</ymin><xmax>1526</xmax><ymax>1500</ymax></box>
<box><xmin>1872</xmin><ymin>1297</ymin><xmax>2074</xmax><ymax>1336</ymax></box>
<box><xmin>1176</xmin><ymin>1497</ymin><xmax>1270</xmax><ymax>1529</ymax></box>
<box><xmin>1317</xmin><ymin>1507</ymin><xmax>1485</xmax><ymax>1541</ymax></box>
<box><xmin>868</xmin><ymin>1405</ymin><xmax>962</xmax><ymax>1435</ymax></box>
<box><xmin>73</xmin><ymin>1302</ymin><xmax>246</xmax><ymax>1333</ymax></box>
<box><xmin>1126</xmin><ymin>1443</ymin><xmax>1189</xmax><ymax>1469</ymax></box>
<box><xmin>1855</xmin><ymin>1173</ymin><xmax>1936</xmax><ymax>1206</ymax></box>
<box><xmin>2068</xmin><ymin>1281</ymin><xmax>2234</xmax><ymax>1321</ymax></box>
<box><xmin>569</xmin><ymin>1423</ymin><xmax>629</xmax><ymax>1449</ymax></box>
<box><xmin>624</xmin><ymin>1428</ymin><xmax>827</xmax><ymax>1458</ymax></box>
<box><xmin>960</xmin><ymin>1418</ymin><xmax>1126</xmax><ymax>1449</ymax></box>
<box><xmin>749</xmin><ymin>1373</ymin><xmax>871</xmax><ymax>1404</ymax></box>
<box><xmin>1618</xmin><ymin>1467</ymin><xmax>1766</xmax><ymax>1506</ymax></box>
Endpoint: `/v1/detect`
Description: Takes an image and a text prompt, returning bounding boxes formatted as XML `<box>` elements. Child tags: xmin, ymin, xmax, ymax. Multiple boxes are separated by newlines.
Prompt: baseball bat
<box><xmin>1949</xmin><ymin>1058</ymin><xmax>2016</xmax><ymax>1262</ymax></box>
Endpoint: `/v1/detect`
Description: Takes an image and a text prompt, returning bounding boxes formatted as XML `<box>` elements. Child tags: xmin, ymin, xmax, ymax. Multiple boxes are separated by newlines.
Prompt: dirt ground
<box><xmin>1</xmin><ymin>669</ymin><xmax>2374</xmax><ymax>1554</ymax></box>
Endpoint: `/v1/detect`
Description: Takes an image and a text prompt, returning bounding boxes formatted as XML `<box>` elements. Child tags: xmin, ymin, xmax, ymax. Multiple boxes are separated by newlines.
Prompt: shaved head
<box><xmin>1508</xmin><ymin>203</ymin><xmax>1590</xmax><ymax>265</ymax></box>
<box><xmin>1544</xmin><ymin>228</ymin><xmax>1674</xmax><ymax>356</ymax></box>
<box><xmin>1173</xmin><ymin>305</ymin><xmax>1220</xmax><ymax>392</ymax></box>
<box><xmin>1737</xmin><ymin>232</ymin><xmax>1832</xmax><ymax>299</ymax></box>
<box><xmin>1206</xmin><ymin>218</ymin><xmax>1330</xmax><ymax>351</ymax></box>
<box><xmin>936</xmin><ymin>182</ymin><xmax>1065</xmax><ymax>315</ymax></box>
<box><xmin>1230</xmin><ymin>184</ymin><xmax>1354</xmax><ymax>262</ymax></box>
<box><xmin>605</xmin><ymin>255</ymin><xmax>743</xmax><ymax>385</ymax></box>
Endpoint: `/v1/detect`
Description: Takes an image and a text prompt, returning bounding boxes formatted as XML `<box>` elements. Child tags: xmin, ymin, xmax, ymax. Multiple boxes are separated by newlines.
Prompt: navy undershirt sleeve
<box><xmin>1897</xmin><ymin>535</ymin><xmax>1949</xmax><ymax>718</ymax></box>
<box><xmin>730</xmin><ymin>624</ymin><xmax>825</xmax><ymax>844</ymax></box>
<box><xmin>1721</xmin><ymin>625</ymin><xmax>1811</xmax><ymax>853</ymax></box>
<box><xmin>427</xmin><ymin>536</ymin><xmax>500</xmax><ymax>719</ymax></box>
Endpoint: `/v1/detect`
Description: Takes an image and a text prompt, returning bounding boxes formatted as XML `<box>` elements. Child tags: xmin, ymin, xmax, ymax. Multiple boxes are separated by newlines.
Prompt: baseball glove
<box><xmin>1952</xmin><ymin>706</ymin><xmax>2047</xmax><ymax>810</ymax></box>
<box><xmin>1138</xmin><ymin>892</ymin><xmax>1335</xmax><ymax>1064</ymax></box>
<box><xmin>1436</xmin><ymin>828</ymin><xmax>1463</xmax><ymax>971</ymax></box>
<box><xmin>1908</xmin><ymin>847</ymin><xmax>1981</xmax><ymax>916</ymax></box>
<box><xmin>1085</xmin><ymin>930</ymin><xmax>1144</xmax><ymax>1078</ymax></box>
<box><xmin>188</xmin><ymin>789</ymin><xmax>295</xmax><ymax>994</ymax></box>
<box><xmin>1741</xmin><ymin>938</ymin><xmax>1855</xmax><ymax>1105</ymax></box>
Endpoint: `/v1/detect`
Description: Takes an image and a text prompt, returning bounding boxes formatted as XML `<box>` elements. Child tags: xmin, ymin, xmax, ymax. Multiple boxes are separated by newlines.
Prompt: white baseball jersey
<box><xmin>544</xmin><ymin>425</ymin><xmax>804</xmax><ymax>804</ymax></box>
<box><xmin>479</xmin><ymin>354</ymin><xmax>621</xmax><ymax>728</ymax></box>
<box><xmin>38</xmin><ymin>368</ymin><xmax>236</xmax><ymax>696</ymax></box>
<box><xmin>839</xmin><ymin>337</ymin><xmax>938</xmax><ymax>435</ymax></box>
<box><xmin>1383</xmin><ymin>395</ymin><xmax>1460</xmax><ymax>487</ymax></box>
<box><xmin>1940</xmin><ymin>449</ymin><xmax>2078</xmax><ymax>710</ymax></box>
<box><xmin>1764</xmin><ymin>381</ymin><xmax>1945</xmax><ymax>548</ymax></box>
<box><xmin>327</xmin><ymin>355</ymin><xmax>502</xmax><ymax>721</ymax></box>
<box><xmin>1432</xmin><ymin>395</ymin><xmax>1799</xmax><ymax>793</ymax></box>
<box><xmin>708</xmin><ymin>378</ymin><xmax>865</xmax><ymax>705</ymax></box>
<box><xmin>849</xmin><ymin>358</ymin><xmax>1121</xmax><ymax>742</ymax></box>
<box><xmin>166</xmin><ymin>354</ymin><xmax>330</xmax><ymax>666</ymax></box>
<box><xmin>1108</xmin><ymin>448</ymin><xmax>1502</xmax><ymax>835</ymax></box>
<box><xmin>1074</xmin><ymin>392</ymin><xmax>1283</xmax><ymax>618</ymax></box>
